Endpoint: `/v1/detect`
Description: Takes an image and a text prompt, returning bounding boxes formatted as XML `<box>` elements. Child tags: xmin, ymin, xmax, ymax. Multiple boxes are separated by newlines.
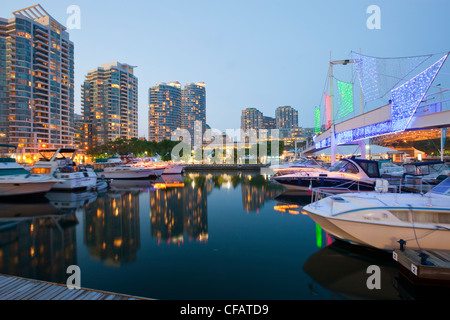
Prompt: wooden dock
<box><xmin>393</xmin><ymin>248</ymin><xmax>450</xmax><ymax>287</ymax></box>
<box><xmin>0</xmin><ymin>274</ymin><xmax>151</xmax><ymax>300</ymax></box>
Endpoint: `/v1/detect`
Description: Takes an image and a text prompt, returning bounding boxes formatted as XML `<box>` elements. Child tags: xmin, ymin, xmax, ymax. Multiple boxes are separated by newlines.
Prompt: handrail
<box><xmin>309</xmin><ymin>175</ymin><xmax>444</xmax><ymax>216</ymax></box>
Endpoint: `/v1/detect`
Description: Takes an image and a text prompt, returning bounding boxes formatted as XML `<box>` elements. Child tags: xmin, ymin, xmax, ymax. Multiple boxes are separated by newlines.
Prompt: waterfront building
<box><xmin>82</xmin><ymin>62</ymin><xmax>138</xmax><ymax>151</ymax></box>
<box><xmin>241</xmin><ymin>108</ymin><xmax>263</xmax><ymax>131</ymax></box>
<box><xmin>73</xmin><ymin>113</ymin><xmax>84</xmax><ymax>151</ymax></box>
<box><xmin>276</xmin><ymin>106</ymin><xmax>298</xmax><ymax>129</ymax></box>
<box><xmin>0</xmin><ymin>5</ymin><xmax>74</xmax><ymax>156</ymax></box>
<box><xmin>262</xmin><ymin>116</ymin><xmax>276</xmax><ymax>130</ymax></box>
<box><xmin>182</xmin><ymin>82</ymin><xmax>206</xmax><ymax>144</ymax></box>
<box><xmin>148</xmin><ymin>81</ymin><xmax>182</xmax><ymax>142</ymax></box>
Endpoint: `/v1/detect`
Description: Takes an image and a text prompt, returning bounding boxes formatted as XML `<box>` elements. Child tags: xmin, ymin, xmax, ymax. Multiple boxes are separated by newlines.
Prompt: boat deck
<box><xmin>0</xmin><ymin>274</ymin><xmax>151</xmax><ymax>300</ymax></box>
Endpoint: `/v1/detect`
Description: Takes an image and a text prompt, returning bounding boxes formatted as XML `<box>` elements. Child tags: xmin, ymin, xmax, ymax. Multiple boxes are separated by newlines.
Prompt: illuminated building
<box><xmin>182</xmin><ymin>82</ymin><xmax>206</xmax><ymax>144</ymax></box>
<box><xmin>276</xmin><ymin>106</ymin><xmax>298</xmax><ymax>130</ymax></box>
<box><xmin>82</xmin><ymin>62</ymin><xmax>138</xmax><ymax>151</ymax></box>
<box><xmin>241</xmin><ymin>108</ymin><xmax>263</xmax><ymax>131</ymax></box>
<box><xmin>148</xmin><ymin>81</ymin><xmax>182</xmax><ymax>142</ymax></box>
<box><xmin>262</xmin><ymin>116</ymin><xmax>276</xmax><ymax>130</ymax></box>
<box><xmin>0</xmin><ymin>5</ymin><xmax>74</xmax><ymax>154</ymax></box>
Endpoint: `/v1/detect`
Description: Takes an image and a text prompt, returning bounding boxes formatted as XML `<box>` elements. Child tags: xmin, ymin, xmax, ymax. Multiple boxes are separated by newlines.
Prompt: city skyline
<box><xmin>1</xmin><ymin>0</ymin><xmax>449</xmax><ymax>140</ymax></box>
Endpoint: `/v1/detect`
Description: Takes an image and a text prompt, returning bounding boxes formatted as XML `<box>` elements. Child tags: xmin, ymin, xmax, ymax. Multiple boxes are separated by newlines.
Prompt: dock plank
<box><xmin>393</xmin><ymin>248</ymin><xmax>450</xmax><ymax>286</ymax></box>
<box><xmin>0</xmin><ymin>274</ymin><xmax>151</xmax><ymax>300</ymax></box>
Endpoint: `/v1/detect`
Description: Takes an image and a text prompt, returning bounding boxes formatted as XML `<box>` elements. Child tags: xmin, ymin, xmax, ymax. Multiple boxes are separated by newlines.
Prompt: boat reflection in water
<box><xmin>303</xmin><ymin>239</ymin><xmax>450</xmax><ymax>300</ymax></box>
<box><xmin>0</xmin><ymin>198</ymin><xmax>78</xmax><ymax>284</ymax></box>
<box><xmin>303</xmin><ymin>240</ymin><xmax>400</xmax><ymax>299</ymax></box>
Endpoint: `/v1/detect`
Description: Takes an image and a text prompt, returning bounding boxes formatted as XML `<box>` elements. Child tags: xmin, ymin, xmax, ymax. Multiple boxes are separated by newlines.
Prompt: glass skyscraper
<box><xmin>0</xmin><ymin>5</ymin><xmax>74</xmax><ymax>156</ymax></box>
<box><xmin>181</xmin><ymin>82</ymin><xmax>206</xmax><ymax>144</ymax></box>
<box><xmin>82</xmin><ymin>62</ymin><xmax>138</xmax><ymax>151</ymax></box>
<box><xmin>148</xmin><ymin>81</ymin><xmax>182</xmax><ymax>142</ymax></box>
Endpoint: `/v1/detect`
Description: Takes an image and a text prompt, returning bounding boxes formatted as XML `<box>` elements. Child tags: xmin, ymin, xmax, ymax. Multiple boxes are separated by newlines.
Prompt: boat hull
<box><xmin>163</xmin><ymin>165</ymin><xmax>184</xmax><ymax>175</ymax></box>
<box><xmin>51</xmin><ymin>172</ymin><xmax>98</xmax><ymax>191</ymax></box>
<box><xmin>274</xmin><ymin>176</ymin><xmax>376</xmax><ymax>192</ymax></box>
<box><xmin>306</xmin><ymin>211</ymin><xmax>450</xmax><ymax>251</ymax></box>
<box><xmin>0</xmin><ymin>180</ymin><xmax>57</xmax><ymax>198</ymax></box>
<box><xmin>101</xmin><ymin>168</ymin><xmax>164</xmax><ymax>180</ymax></box>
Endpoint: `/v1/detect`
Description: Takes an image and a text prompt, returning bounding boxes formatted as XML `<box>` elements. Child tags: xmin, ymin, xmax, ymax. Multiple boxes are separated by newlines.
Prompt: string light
<box><xmin>336</xmin><ymin>80</ymin><xmax>354</xmax><ymax>119</ymax></box>
<box><xmin>314</xmin><ymin>107</ymin><xmax>321</xmax><ymax>134</ymax></box>
<box><xmin>391</xmin><ymin>53</ymin><xmax>448</xmax><ymax>132</ymax></box>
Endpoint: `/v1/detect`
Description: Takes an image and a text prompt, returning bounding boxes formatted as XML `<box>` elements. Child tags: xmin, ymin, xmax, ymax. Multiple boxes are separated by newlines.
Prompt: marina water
<box><xmin>0</xmin><ymin>172</ymin><xmax>447</xmax><ymax>300</ymax></box>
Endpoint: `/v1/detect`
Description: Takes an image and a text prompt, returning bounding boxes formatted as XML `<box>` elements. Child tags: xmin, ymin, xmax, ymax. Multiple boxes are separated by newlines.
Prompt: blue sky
<box><xmin>2</xmin><ymin>0</ymin><xmax>449</xmax><ymax>138</ymax></box>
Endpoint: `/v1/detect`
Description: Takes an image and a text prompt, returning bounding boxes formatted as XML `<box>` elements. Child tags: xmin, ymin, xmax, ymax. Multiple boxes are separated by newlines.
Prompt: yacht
<box><xmin>403</xmin><ymin>161</ymin><xmax>450</xmax><ymax>184</ymax></box>
<box><xmin>273</xmin><ymin>157</ymin><xmax>386</xmax><ymax>193</ymax></box>
<box><xmin>94</xmin><ymin>157</ymin><xmax>164</xmax><ymax>179</ymax></box>
<box><xmin>31</xmin><ymin>148</ymin><xmax>97</xmax><ymax>191</ymax></box>
<box><xmin>302</xmin><ymin>177</ymin><xmax>450</xmax><ymax>251</ymax></box>
<box><xmin>133</xmin><ymin>157</ymin><xmax>185</xmax><ymax>175</ymax></box>
<box><xmin>271</xmin><ymin>158</ymin><xmax>327</xmax><ymax>176</ymax></box>
<box><xmin>0</xmin><ymin>144</ymin><xmax>60</xmax><ymax>198</ymax></box>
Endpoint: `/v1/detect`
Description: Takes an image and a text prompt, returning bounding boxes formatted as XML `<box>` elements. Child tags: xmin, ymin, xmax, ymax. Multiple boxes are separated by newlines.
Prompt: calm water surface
<box><xmin>0</xmin><ymin>172</ymin><xmax>446</xmax><ymax>300</ymax></box>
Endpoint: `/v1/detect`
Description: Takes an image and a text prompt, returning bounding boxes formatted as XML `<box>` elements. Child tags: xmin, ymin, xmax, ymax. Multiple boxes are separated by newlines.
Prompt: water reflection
<box><xmin>0</xmin><ymin>198</ymin><xmax>78</xmax><ymax>284</ymax></box>
<box><xmin>150</xmin><ymin>175</ymin><xmax>209</xmax><ymax>245</ymax></box>
<box><xmin>84</xmin><ymin>191</ymin><xmax>141</xmax><ymax>266</ymax></box>
<box><xmin>0</xmin><ymin>172</ymin><xmax>446</xmax><ymax>300</ymax></box>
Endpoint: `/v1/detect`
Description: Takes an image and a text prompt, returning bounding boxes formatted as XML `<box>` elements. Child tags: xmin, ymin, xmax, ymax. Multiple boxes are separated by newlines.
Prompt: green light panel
<box><xmin>314</xmin><ymin>107</ymin><xmax>321</xmax><ymax>134</ymax></box>
<box><xmin>336</xmin><ymin>80</ymin><xmax>354</xmax><ymax>119</ymax></box>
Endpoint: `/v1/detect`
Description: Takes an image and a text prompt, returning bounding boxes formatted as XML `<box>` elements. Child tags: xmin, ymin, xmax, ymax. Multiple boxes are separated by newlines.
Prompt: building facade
<box><xmin>0</xmin><ymin>5</ymin><xmax>74</xmax><ymax>156</ymax></box>
<box><xmin>241</xmin><ymin>108</ymin><xmax>263</xmax><ymax>131</ymax></box>
<box><xmin>275</xmin><ymin>106</ymin><xmax>298</xmax><ymax>129</ymax></box>
<box><xmin>181</xmin><ymin>82</ymin><xmax>206</xmax><ymax>144</ymax></box>
<box><xmin>82</xmin><ymin>62</ymin><xmax>138</xmax><ymax>151</ymax></box>
<box><xmin>148</xmin><ymin>81</ymin><xmax>182</xmax><ymax>142</ymax></box>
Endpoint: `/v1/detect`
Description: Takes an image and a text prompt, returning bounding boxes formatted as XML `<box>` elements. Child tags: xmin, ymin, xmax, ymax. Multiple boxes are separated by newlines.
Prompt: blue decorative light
<box><xmin>390</xmin><ymin>54</ymin><xmax>448</xmax><ymax>132</ymax></box>
<box><xmin>352</xmin><ymin>51</ymin><xmax>432</xmax><ymax>104</ymax></box>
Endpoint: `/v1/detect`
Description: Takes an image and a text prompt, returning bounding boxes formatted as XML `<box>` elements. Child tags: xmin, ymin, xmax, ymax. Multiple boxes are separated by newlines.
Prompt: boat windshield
<box><xmin>428</xmin><ymin>177</ymin><xmax>450</xmax><ymax>196</ymax></box>
<box><xmin>328</xmin><ymin>160</ymin><xmax>346</xmax><ymax>172</ymax></box>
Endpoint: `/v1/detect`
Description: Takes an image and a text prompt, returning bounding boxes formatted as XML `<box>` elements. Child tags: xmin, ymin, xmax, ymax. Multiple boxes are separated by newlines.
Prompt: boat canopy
<box><xmin>428</xmin><ymin>177</ymin><xmax>450</xmax><ymax>196</ymax></box>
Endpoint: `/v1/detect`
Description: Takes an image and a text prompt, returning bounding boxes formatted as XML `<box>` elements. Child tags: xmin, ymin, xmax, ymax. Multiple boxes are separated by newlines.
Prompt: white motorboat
<box><xmin>94</xmin><ymin>157</ymin><xmax>164</xmax><ymax>180</ymax></box>
<box><xmin>0</xmin><ymin>144</ymin><xmax>60</xmax><ymax>198</ymax></box>
<box><xmin>302</xmin><ymin>177</ymin><xmax>450</xmax><ymax>251</ymax></box>
<box><xmin>271</xmin><ymin>158</ymin><xmax>327</xmax><ymax>176</ymax></box>
<box><xmin>31</xmin><ymin>148</ymin><xmax>97</xmax><ymax>191</ymax></box>
<box><xmin>131</xmin><ymin>157</ymin><xmax>185</xmax><ymax>175</ymax></box>
<box><xmin>273</xmin><ymin>157</ymin><xmax>386</xmax><ymax>193</ymax></box>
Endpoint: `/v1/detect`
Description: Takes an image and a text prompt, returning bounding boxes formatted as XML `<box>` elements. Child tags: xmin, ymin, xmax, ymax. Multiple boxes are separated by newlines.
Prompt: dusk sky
<box><xmin>2</xmin><ymin>0</ymin><xmax>449</xmax><ymax>138</ymax></box>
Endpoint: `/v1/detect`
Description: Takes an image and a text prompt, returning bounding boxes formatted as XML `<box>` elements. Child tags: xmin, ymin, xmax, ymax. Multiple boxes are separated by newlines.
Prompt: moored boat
<box><xmin>94</xmin><ymin>157</ymin><xmax>164</xmax><ymax>179</ymax></box>
<box><xmin>0</xmin><ymin>144</ymin><xmax>60</xmax><ymax>198</ymax></box>
<box><xmin>273</xmin><ymin>157</ymin><xmax>386</xmax><ymax>193</ymax></box>
<box><xmin>302</xmin><ymin>177</ymin><xmax>450</xmax><ymax>251</ymax></box>
<box><xmin>31</xmin><ymin>148</ymin><xmax>97</xmax><ymax>191</ymax></box>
